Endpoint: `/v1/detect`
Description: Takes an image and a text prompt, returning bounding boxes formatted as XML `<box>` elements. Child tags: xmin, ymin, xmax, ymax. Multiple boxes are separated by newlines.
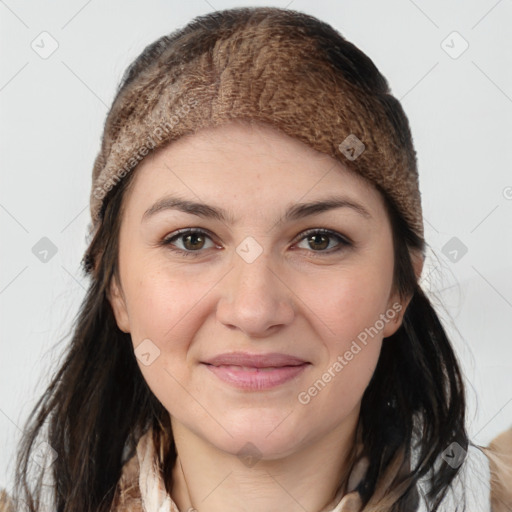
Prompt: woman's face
<box><xmin>109</xmin><ymin>120</ymin><xmax>413</xmax><ymax>460</ymax></box>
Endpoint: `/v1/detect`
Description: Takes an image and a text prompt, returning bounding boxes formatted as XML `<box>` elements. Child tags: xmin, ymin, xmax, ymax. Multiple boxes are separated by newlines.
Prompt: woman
<box><xmin>10</xmin><ymin>6</ymin><xmax>509</xmax><ymax>512</ymax></box>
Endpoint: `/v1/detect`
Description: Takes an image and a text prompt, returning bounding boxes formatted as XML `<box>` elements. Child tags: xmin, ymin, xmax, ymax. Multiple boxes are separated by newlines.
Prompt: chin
<box><xmin>218</xmin><ymin>431</ymin><xmax>306</xmax><ymax>463</ymax></box>
<box><xmin>203</xmin><ymin>409</ymin><xmax>310</xmax><ymax>461</ymax></box>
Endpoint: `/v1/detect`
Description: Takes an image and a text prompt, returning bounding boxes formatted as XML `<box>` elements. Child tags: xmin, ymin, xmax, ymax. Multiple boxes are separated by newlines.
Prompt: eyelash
<box><xmin>160</xmin><ymin>228</ymin><xmax>352</xmax><ymax>258</ymax></box>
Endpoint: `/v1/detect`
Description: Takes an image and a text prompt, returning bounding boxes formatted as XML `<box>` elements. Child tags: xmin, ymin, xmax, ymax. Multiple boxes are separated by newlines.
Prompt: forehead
<box><xmin>122</xmin><ymin>120</ymin><xmax>385</xmax><ymax>221</ymax></box>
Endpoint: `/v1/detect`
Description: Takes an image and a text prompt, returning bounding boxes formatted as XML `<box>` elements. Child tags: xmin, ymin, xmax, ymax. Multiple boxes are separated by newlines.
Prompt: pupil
<box><xmin>310</xmin><ymin>234</ymin><xmax>328</xmax><ymax>250</ymax></box>
<box><xmin>186</xmin><ymin>233</ymin><xmax>203</xmax><ymax>250</ymax></box>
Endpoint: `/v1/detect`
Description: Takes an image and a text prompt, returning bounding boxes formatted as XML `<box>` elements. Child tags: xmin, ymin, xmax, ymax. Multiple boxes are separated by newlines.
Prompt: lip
<box><xmin>203</xmin><ymin>352</ymin><xmax>308</xmax><ymax>368</ymax></box>
<box><xmin>201</xmin><ymin>352</ymin><xmax>310</xmax><ymax>390</ymax></box>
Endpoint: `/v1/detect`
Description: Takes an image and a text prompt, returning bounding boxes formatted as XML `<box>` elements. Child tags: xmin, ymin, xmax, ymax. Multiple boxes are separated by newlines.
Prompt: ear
<box><xmin>107</xmin><ymin>276</ymin><xmax>131</xmax><ymax>333</ymax></box>
<box><xmin>382</xmin><ymin>248</ymin><xmax>424</xmax><ymax>338</ymax></box>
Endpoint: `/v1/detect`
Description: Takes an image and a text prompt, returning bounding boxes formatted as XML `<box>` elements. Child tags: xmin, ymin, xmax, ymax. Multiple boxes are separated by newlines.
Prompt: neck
<box><xmin>169</xmin><ymin>409</ymin><xmax>360</xmax><ymax>512</ymax></box>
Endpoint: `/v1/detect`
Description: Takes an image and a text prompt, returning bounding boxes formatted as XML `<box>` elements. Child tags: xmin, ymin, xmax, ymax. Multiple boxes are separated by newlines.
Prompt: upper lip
<box><xmin>202</xmin><ymin>352</ymin><xmax>308</xmax><ymax>368</ymax></box>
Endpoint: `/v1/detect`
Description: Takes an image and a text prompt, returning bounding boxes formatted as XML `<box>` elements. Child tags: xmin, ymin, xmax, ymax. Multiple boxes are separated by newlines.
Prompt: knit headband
<box><xmin>87</xmin><ymin>7</ymin><xmax>424</xmax><ymax>248</ymax></box>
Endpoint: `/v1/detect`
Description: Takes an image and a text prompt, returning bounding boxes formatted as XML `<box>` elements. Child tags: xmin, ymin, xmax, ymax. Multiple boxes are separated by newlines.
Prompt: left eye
<box><xmin>294</xmin><ymin>229</ymin><xmax>350</xmax><ymax>253</ymax></box>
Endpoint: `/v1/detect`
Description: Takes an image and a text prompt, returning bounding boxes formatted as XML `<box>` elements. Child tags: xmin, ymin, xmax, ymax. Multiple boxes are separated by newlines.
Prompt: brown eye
<box><xmin>182</xmin><ymin>232</ymin><xmax>206</xmax><ymax>250</ymax></box>
<box><xmin>162</xmin><ymin>229</ymin><xmax>217</xmax><ymax>257</ymax></box>
<box><xmin>295</xmin><ymin>229</ymin><xmax>351</xmax><ymax>255</ymax></box>
<box><xmin>306</xmin><ymin>233</ymin><xmax>330</xmax><ymax>251</ymax></box>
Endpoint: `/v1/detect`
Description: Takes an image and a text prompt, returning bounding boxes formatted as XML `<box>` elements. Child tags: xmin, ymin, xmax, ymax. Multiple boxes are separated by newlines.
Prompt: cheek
<box><xmin>122</xmin><ymin>264</ymin><xmax>219</xmax><ymax>386</ymax></box>
<box><xmin>123</xmin><ymin>265</ymin><xmax>200</xmax><ymax>343</ymax></box>
<box><xmin>293</xmin><ymin>264</ymin><xmax>390</xmax><ymax>409</ymax></box>
<box><xmin>296</xmin><ymin>270</ymin><xmax>387</xmax><ymax>419</ymax></box>
<box><xmin>123</xmin><ymin>269</ymin><xmax>209</xmax><ymax>412</ymax></box>
<box><xmin>300</xmin><ymin>263</ymin><xmax>392</xmax><ymax>347</ymax></box>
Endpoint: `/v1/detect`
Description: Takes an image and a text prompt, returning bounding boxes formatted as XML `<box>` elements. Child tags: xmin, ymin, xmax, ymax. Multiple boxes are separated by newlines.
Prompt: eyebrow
<box><xmin>141</xmin><ymin>194</ymin><xmax>372</xmax><ymax>224</ymax></box>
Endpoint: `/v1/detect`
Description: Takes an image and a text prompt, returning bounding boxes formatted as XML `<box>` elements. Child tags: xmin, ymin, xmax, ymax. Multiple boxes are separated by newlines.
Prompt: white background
<box><xmin>1</xmin><ymin>0</ymin><xmax>511</xmax><ymax>495</ymax></box>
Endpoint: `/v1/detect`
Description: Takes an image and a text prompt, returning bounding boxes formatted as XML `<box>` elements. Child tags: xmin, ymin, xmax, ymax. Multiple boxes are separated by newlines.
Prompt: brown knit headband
<box><xmin>88</xmin><ymin>7</ymin><xmax>424</xmax><ymax>248</ymax></box>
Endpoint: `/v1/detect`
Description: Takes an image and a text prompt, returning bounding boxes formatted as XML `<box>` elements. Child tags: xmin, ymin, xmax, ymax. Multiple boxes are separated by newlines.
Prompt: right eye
<box><xmin>161</xmin><ymin>228</ymin><xmax>219</xmax><ymax>257</ymax></box>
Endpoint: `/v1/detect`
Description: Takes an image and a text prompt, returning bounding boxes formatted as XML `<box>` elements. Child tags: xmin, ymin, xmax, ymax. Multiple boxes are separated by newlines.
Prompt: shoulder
<box><xmin>0</xmin><ymin>489</ymin><xmax>14</xmax><ymax>512</ymax></box>
<box><xmin>483</xmin><ymin>427</ymin><xmax>512</xmax><ymax>512</ymax></box>
<box><xmin>416</xmin><ymin>443</ymin><xmax>492</xmax><ymax>511</ymax></box>
<box><xmin>110</xmin><ymin>448</ymin><xmax>144</xmax><ymax>512</ymax></box>
<box><xmin>416</xmin><ymin>429</ymin><xmax>512</xmax><ymax>512</ymax></box>
<box><xmin>0</xmin><ymin>456</ymin><xmax>143</xmax><ymax>512</ymax></box>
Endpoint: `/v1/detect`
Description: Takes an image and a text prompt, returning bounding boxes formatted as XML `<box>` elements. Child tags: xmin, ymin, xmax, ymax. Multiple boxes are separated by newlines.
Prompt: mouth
<box><xmin>201</xmin><ymin>352</ymin><xmax>310</xmax><ymax>390</ymax></box>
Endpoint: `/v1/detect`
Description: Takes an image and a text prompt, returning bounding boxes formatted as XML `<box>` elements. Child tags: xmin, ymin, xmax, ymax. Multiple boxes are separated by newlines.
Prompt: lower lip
<box><xmin>203</xmin><ymin>363</ymin><xmax>309</xmax><ymax>390</ymax></box>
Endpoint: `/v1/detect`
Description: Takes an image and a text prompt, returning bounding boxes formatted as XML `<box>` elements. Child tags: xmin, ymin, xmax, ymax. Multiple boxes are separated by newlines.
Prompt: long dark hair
<box><xmin>13</xmin><ymin>7</ymin><xmax>471</xmax><ymax>512</ymax></box>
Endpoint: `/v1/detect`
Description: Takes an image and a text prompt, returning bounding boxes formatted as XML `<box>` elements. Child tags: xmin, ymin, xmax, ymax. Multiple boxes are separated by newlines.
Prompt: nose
<box><xmin>215</xmin><ymin>246</ymin><xmax>296</xmax><ymax>338</ymax></box>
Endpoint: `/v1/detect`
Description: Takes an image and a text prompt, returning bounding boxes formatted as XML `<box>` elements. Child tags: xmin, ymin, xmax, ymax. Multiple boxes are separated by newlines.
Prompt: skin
<box><xmin>108</xmin><ymin>119</ymin><xmax>423</xmax><ymax>512</ymax></box>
